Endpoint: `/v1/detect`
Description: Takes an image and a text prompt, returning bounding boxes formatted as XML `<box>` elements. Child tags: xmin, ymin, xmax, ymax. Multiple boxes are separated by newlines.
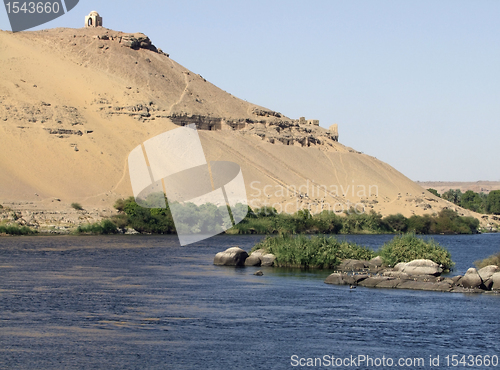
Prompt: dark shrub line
<box><xmin>107</xmin><ymin>196</ymin><xmax>480</xmax><ymax>235</ymax></box>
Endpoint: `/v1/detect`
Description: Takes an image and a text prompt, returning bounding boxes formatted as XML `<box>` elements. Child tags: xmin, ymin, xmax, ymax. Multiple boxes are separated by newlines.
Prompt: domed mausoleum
<box><xmin>85</xmin><ymin>11</ymin><xmax>102</xmax><ymax>28</ymax></box>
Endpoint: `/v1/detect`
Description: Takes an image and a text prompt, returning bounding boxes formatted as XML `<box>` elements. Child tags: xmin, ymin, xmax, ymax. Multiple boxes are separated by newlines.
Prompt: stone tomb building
<box><xmin>85</xmin><ymin>11</ymin><xmax>103</xmax><ymax>28</ymax></box>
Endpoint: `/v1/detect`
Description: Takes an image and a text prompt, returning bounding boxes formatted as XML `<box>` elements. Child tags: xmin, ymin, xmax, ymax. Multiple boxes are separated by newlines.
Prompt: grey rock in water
<box><xmin>460</xmin><ymin>268</ymin><xmax>483</xmax><ymax>289</ymax></box>
<box><xmin>214</xmin><ymin>247</ymin><xmax>248</xmax><ymax>266</ymax></box>
<box><xmin>244</xmin><ymin>254</ymin><xmax>261</xmax><ymax>266</ymax></box>
<box><xmin>368</xmin><ymin>256</ymin><xmax>384</xmax><ymax>268</ymax></box>
<box><xmin>358</xmin><ymin>276</ymin><xmax>394</xmax><ymax>288</ymax></box>
<box><xmin>337</xmin><ymin>259</ymin><xmax>367</xmax><ymax>272</ymax></box>
<box><xmin>490</xmin><ymin>272</ymin><xmax>500</xmax><ymax>291</ymax></box>
<box><xmin>325</xmin><ymin>273</ymin><xmax>349</xmax><ymax>285</ymax></box>
<box><xmin>254</xmin><ymin>270</ymin><xmax>263</xmax><ymax>276</ymax></box>
<box><xmin>401</xmin><ymin>259</ymin><xmax>443</xmax><ymax>276</ymax></box>
<box><xmin>393</xmin><ymin>262</ymin><xmax>407</xmax><ymax>272</ymax></box>
<box><xmin>478</xmin><ymin>265</ymin><xmax>499</xmax><ymax>289</ymax></box>
<box><xmin>261</xmin><ymin>253</ymin><xmax>276</xmax><ymax>267</ymax></box>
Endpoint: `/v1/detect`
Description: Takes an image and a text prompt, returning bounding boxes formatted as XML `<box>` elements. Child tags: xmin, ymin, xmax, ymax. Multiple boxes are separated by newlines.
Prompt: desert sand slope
<box><xmin>0</xmin><ymin>27</ymin><xmax>494</xmax><ymax>228</ymax></box>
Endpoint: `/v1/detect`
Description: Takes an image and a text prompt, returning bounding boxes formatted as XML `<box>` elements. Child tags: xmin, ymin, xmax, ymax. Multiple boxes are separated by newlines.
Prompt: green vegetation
<box><xmin>234</xmin><ymin>208</ymin><xmax>393</xmax><ymax>235</ymax></box>
<box><xmin>417</xmin><ymin>209</ymin><xmax>479</xmax><ymax>234</ymax></box>
<box><xmin>114</xmin><ymin>196</ymin><xmax>176</xmax><ymax>234</ymax></box>
<box><xmin>113</xmin><ymin>195</ymin><xmax>234</xmax><ymax>234</ymax></box>
<box><xmin>486</xmin><ymin>190</ymin><xmax>500</xmax><ymax>215</ymax></box>
<box><xmin>427</xmin><ymin>188</ymin><xmax>440</xmax><ymax>197</ymax></box>
<box><xmin>440</xmin><ymin>188</ymin><xmax>500</xmax><ymax>215</ymax></box>
<box><xmin>461</xmin><ymin>190</ymin><xmax>487</xmax><ymax>213</ymax></box>
<box><xmin>383</xmin><ymin>213</ymin><xmax>408</xmax><ymax>232</ymax></box>
<box><xmin>0</xmin><ymin>224</ymin><xmax>36</xmax><ymax>235</ymax></box>
<box><xmin>71</xmin><ymin>202</ymin><xmax>84</xmax><ymax>211</ymax></box>
<box><xmin>251</xmin><ymin>234</ymin><xmax>375</xmax><ymax>269</ymax></box>
<box><xmin>234</xmin><ymin>207</ymin><xmax>477</xmax><ymax>235</ymax></box>
<box><xmin>474</xmin><ymin>252</ymin><xmax>500</xmax><ymax>269</ymax></box>
<box><xmin>398</xmin><ymin>209</ymin><xmax>479</xmax><ymax>234</ymax></box>
<box><xmin>76</xmin><ymin>220</ymin><xmax>119</xmax><ymax>235</ymax></box>
<box><xmin>250</xmin><ymin>233</ymin><xmax>454</xmax><ymax>270</ymax></box>
<box><xmin>377</xmin><ymin>233</ymin><xmax>454</xmax><ymax>271</ymax></box>
<box><xmin>442</xmin><ymin>189</ymin><xmax>463</xmax><ymax>205</ymax></box>
<box><xmin>110</xmin><ymin>196</ymin><xmax>479</xmax><ymax>235</ymax></box>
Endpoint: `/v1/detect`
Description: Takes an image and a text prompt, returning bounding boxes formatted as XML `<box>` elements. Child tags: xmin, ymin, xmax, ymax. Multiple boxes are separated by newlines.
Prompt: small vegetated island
<box><xmin>214</xmin><ymin>233</ymin><xmax>500</xmax><ymax>294</ymax></box>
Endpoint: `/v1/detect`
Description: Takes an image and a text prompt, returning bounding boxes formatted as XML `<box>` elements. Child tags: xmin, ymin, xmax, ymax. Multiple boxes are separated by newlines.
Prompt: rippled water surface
<box><xmin>1</xmin><ymin>234</ymin><xmax>499</xmax><ymax>369</ymax></box>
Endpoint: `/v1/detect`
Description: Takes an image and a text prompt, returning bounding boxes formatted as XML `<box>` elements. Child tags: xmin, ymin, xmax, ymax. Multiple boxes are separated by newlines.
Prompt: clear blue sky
<box><xmin>2</xmin><ymin>1</ymin><xmax>499</xmax><ymax>181</ymax></box>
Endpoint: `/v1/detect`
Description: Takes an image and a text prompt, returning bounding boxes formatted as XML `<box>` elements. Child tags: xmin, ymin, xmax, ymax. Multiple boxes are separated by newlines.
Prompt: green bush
<box><xmin>487</xmin><ymin>190</ymin><xmax>500</xmax><ymax>215</ymax></box>
<box><xmin>114</xmin><ymin>196</ymin><xmax>176</xmax><ymax>234</ymax></box>
<box><xmin>474</xmin><ymin>252</ymin><xmax>500</xmax><ymax>269</ymax></box>
<box><xmin>311</xmin><ymin>210</ymin><xmax>343</xmax><ymax>234</ymax></box>
<box><xmin>111</xmin><ymin>195</ymin><xmax>481</xmax><ymax>236</ymax></box>
<box><xmin>377</xmin><ymin>233</ymin><xmax>454</xmax><ymax>271</ymax></box>
<box><xmin>460</xmin><ymin>190</ymin><xmax>487</xmax><ymax>214</ymax></box>
<box><xmin>427</xmin><ymin>188</ymin><xmax>440</xmax><ymax>197</ymax></box>
<box><xmin>407</xmin><ymin>214</ymin><xmax>433</xmax><ymax>234</ymax></box>
<box><xmin>110</xmin><ymin>213</ymin><xmax>129</xmax><ymax>229</ymax></box>
<box><xmin>71</xmin><ymin>203</ymin><xmax>84</xmax><ymax>211</ymax></box>
<box><xmin>76</xmin><ymin>220</ymin><xmax>118</xmax><ymax>235</ymax></box>
<box><xmin>340</xmin><ymin>209</ymin><xmax>391</xmax><ymax>234</ymax></box>
<box><xmin>0</xmin><ymin>225</ymin><xmax>36</xmax><ymax>235</ymax></box>
<box><xmin>251</xmin><ymin>234</ymin><xmax>375</xmax><ymax>269</ymax></box>
<box><xmin>441</xmin><ymin>189</ymin><xmax>462</xmax><ymax>205</ymax></box>
<box><xmin>383</xmin><ymin>213</ymin><xmax>408</xmax><ymax>232</ymax></box>
<box><xmin>431</xmin><ymin>209</ymin><xmax>479</xmax><ymax>234</ymax></box>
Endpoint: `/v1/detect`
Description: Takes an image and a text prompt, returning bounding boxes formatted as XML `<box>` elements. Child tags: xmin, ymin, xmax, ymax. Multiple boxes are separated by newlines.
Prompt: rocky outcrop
<box><xmin>0</xmin><ymin>202</ymin><xmax>118</xmax><ymax>233</ymax></box>
<box><xmin>324</xmin><ymin>273</ymin><xmax>369</xmax><ymax>286</ymax></box>
<box><xmin>491</xmin><ymin>272</ymin><xmax>500</xmax><ymax>291</ymax></box>
<box><xmin>369</xmin><ymin>256</ymin><xmax>384</xmax><ymax>268</ymax></box>
<box><xmin>398</xmin><ymin>259</ymin><xmax>443</xmax><ymax>276</ymax></box>
<box><xmin>44</xmin><ymin>128</ymin><xmax>83</xmax><ymax>136</ymax></box>
<box><xmin>213</xmin><ymin>247</ymin><xmax>248</xmax><ymax>266</ymax></box>
<box><xmin>244</xmin><ymin>252</ymin><xmax>262</xmax><ymax>266</ymax></box>
<box><xmin>460</xmin><ymin>268</ymin><xmax>484</xmax><ymax>289</ymax></box>
<box><xmin>335</xmin><ymin>257</ymin><xmax>386</xmax><ymax>273</ymax></box>
<box><xmin>168</xmin><ymin>114</ymin><xmax>248</xmax><ymax>130</ymax></box>
<box><xmin>252</xmin><ymin>108</ymin><xmax>282</xmax><ymax>118</ymax></box>
<box><xmin>261</xmin><ymin>254</ymin><xmax>277</xmax><ymax>267</ymax></box>
<box><xmin>213</xmin><ymin>247</ymin><xmax>499</xmax><ymax>294</ymax></box>
<box><xmin>239</xmin><ymin>119</ymin><xmax>341</xmax><ymax>149</ymax></box>
<box><xmin>119</xmin><ymin>33</ymin><xmax>158</xmax><ymax>52</ymax></box>
<box><xmin>245</xmin><ymin>253</ymin><xmax>262</xmax><ymax>266</ymax></box>
<box><xmin>478</xmin><ymin>265</ymin><xmax>499</xmax><ymax>289</ymax></box>
<box><xmin>214</xmin><ymin>248</ymin><xmax>276</xmax><ymax>267</ymax></box>
<box><xmin>326</xmin><ymin>259</ymin><xmax>499</xmax><ymax>294</ymax></box>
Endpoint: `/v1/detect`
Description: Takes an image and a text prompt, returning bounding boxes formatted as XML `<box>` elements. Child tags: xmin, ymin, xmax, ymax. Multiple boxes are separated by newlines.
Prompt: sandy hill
<box><xmin>0</xmin><ymin>27</ymin><xmax>495</xmax><ymax>229</ymax></box>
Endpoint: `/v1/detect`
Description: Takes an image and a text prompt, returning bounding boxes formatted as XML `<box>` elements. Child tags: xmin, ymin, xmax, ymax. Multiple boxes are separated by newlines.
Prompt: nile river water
<box><xmin>1</xmin><ymin>234</ymin><xmax>499</xmax><ymax>369</ymax></box>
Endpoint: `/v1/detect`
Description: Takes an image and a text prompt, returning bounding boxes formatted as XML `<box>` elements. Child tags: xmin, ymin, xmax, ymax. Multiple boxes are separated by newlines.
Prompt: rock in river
<box><xmin>214</xmin><ymin>247</ymin><xmax>248</xmax><ymax>266</ymax></box>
